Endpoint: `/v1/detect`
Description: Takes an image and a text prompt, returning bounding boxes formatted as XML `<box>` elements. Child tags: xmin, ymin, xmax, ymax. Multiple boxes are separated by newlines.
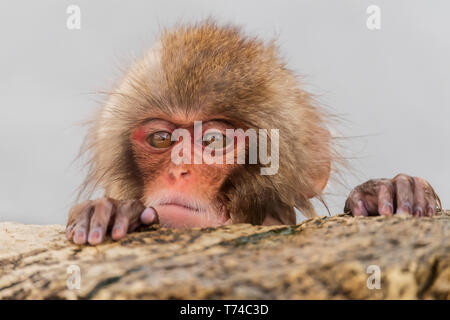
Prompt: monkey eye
<box><xmin>148</xmin><ymin>131</ymin><xmax>174</xmax><ymax>148</ymax></box>
<box><xmin>203</xmin><ymin>131</ymin><xmax>230</xmax><ymax>150</ymax></box>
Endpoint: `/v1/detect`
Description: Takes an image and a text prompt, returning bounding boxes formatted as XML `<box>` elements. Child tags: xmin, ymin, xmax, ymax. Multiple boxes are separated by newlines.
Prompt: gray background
<box><xmin>0</xmin><ymin>0</ymin><xmax>449</xmax><ymax>225</ymax></box>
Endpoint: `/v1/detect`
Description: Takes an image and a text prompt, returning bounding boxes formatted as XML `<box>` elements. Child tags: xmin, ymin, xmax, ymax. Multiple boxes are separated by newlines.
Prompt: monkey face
<box><xmin>78</xmin><ymin>22</ymin><xmax>332</xmax><ymax>230</ymax></box>
<box><xmin>130</xmin><ymin>116</ymin><xmax>244</xmax><ymax>228</ymax></box>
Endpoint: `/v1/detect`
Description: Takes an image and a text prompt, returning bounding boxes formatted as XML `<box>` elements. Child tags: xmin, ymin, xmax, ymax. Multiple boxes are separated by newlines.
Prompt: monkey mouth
<box><xmin>158</xmin><ymin>202</ymin><xmax>204</xmax><ymax>212</ymax></box>
<box><xmin>146</xmin><ymin>193</ymin><xmax>205</xmax><ymax>211</ymax></box>
<box><xmin>155</xmin><ymin>194</ymin><xmax>207</xmax><ymax>213</ymax></box>
<box><xmin>144</xmin><ymin>192</ymin><xmax>228</xmax><ymax>228</ymax></box>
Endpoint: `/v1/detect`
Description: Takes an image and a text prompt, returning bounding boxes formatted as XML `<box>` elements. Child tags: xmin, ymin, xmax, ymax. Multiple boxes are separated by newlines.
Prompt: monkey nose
<box><xmin>168</xmin><ymin>167</ymin><xmax>190</xmax><ymax>180</ymax></box>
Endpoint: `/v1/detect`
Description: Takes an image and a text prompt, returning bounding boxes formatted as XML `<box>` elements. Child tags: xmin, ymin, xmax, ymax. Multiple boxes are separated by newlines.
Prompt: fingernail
<box><xmin>354</xmin><ymin>200</ymin><xmax>367</xmax><ymax>216</ymax></box>
<box><xmin>65</xmin><ymin>225</ymin><xmax>74</xmax><ymax>238</ymax></box>
<box><xmin>141</xmin><ymin>207</ymin><xmax>156</xmax><ymax>224</ymax></box>
<box><xmin>88</xmin><ymin>227</ymin><xmax>102</xmax><ymax>243</ymax></box>
<box><xmin>74</xmin><ymin>230</ymin><xmax>86</xmax><ymax>244</ymax></box>
<box><xmin>381</xmin><ymin>202</ymin><xmax>393</xmax><ymax>216</ymax></box>
<box><xmin>397</xmin><ymin>202</ymin><xmax>411</xmax><ymax>215</ymax></box>
<box><xmin>112</xmin><ymin>225</ymin><xmax>124</xmax><ymax>239</ymax></box>
<box><xmin>413</xmin><ymin>207</ymin><xmax>423</xmax><ymax>217</ymax></box>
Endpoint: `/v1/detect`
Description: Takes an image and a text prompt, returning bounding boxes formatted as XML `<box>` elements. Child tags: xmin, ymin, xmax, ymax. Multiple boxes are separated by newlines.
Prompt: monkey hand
<box><xmin>344</xmin><ymin>173</ymin><xmax>441</xmax><ymax>217</ymax></box>
<box><xmin>66</xmin><ymin>198</ymin><xmax>159</xmax><ymax>245</ymax></box>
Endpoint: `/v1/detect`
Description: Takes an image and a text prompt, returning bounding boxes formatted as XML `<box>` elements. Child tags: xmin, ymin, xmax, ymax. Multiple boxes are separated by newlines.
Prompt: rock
<box><xmin>0</xmin><ymin>212</ymin><xmax>449</xmax><ymax>299</ymax></box>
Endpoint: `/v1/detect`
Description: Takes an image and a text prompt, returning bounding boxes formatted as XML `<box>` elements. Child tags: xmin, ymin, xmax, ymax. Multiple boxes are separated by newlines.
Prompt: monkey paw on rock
<box><xmin>344</xmin><ymin>173</ymin><xmax>441</xmax><ymax>217</ymax></box>
<box><xmin>66</xmin><ymin>198</ymin><xmax>158</xmax><ymax>245</ymax></box>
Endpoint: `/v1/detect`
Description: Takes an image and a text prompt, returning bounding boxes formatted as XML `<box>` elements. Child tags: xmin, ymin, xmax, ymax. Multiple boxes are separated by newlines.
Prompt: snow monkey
<box><xmin>66</xmin><ymin>21</ymin><xmax>441</xmax><ymax>245</ymax></box>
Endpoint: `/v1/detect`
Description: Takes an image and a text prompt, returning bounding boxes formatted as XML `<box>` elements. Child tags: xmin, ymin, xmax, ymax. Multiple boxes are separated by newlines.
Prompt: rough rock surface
<box><xmin>0</xmin><ymin>212</ymin><xmax>449</xmax><ymax>299</ymax></box>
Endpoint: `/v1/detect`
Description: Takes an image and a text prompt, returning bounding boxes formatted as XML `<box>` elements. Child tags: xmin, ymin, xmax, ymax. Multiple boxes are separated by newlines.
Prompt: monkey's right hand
<box><xmin>66</xmin><ymin>198</ymin><xmax>159</xmax><ymax>245</ymax></box>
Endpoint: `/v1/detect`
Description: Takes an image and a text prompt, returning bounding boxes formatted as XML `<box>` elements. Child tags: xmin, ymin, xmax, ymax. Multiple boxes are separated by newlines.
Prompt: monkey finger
<box><xmin>424</xmin><ymin>184</ymin><xmax>439</xmax><ymax>217</ymax></box>
<box><xmin>426</xmin><ymin>198</ymin><xmax>437</xmax><ymax>217</ymax></box>
<box><xmin>412</xmin><ymin>177</ymin><xmax>427</xmax><ymax>217</ymax></box>
<box><xmin>140</xmin><ymin>207</ymin><xmax>159</xmax><ymax>225</ymax></box>
<box><xmin>111</xmin><ymin>200</ymin><xmax>145</xmax><ymax>240</ymax></box>
<box><xmin>88</xmin><ymin>199</ymin><xmax>114</xmax><ymax>245</ymax></box>
<box><xmin>377</xmin><ymin>183</ymin><xmax>394</xmax><ymax>216</ymax></box>
<box><xmin>393</xmin><ymin>174</ymin><xmax>414</xmax><ymax>215</ymax></box>
<box><xmin>66</xmin><ymin>201</ymin><xmax>91</xmax><ymax>240</ymax></box>
<box><xmin>347</xmin><ymin>192</ymin><xmax>368</xmax><ymax>217</ymax></box>
<box><xmin>70</xmin><ymin>204</ymin><xmax>94</xmax><ymax>244</ymax></box>
<box><xmin>111</xmin><ymin>214</ymin><xmax>129</xmax><ymax>240</ymax></box>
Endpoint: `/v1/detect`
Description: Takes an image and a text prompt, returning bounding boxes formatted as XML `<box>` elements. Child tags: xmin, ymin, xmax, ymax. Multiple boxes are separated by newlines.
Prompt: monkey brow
<box><xmin>141</xmin><ymin>117</ymin><xmax>170</xmax><ymax>124</ymax></box>
<box><xmin>203</xmin><ymin>118</ymin><xmax>235</xmax><ymax>127</ymax></box>
<box><xmin>141</xmin><ymin>117</ymin><xmax>235</xmax><ymax>128</ymax></box>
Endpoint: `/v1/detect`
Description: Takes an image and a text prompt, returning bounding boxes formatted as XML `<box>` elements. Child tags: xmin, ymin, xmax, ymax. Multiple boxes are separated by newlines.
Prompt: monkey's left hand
<box><xmin>344</xmin><ymin>173</ymin><xmax>441</xmax><ymax>217</ymax></box>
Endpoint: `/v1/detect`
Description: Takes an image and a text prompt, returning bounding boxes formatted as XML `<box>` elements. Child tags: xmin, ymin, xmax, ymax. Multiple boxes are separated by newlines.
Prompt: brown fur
<box><xmin>79</xmin><ymin>21</ymin><xmax>334</xmax><ymax>224</ymax></box>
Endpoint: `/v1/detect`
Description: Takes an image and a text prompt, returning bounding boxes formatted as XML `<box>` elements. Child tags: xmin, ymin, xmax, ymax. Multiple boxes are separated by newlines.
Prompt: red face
<box><xmin>131</xmin><ymin>115</ymin><xmax>244</xmax><ymax>228</ymax></box>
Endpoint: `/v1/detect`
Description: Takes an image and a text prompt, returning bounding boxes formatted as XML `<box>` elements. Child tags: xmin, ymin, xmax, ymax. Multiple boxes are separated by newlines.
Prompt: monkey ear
<box><xmin>294</xmin><ymin>162</ymin><xmax>330</xmax><ymax>219</ymax></box>
<box><xmin>301</xmin><ymin>123</ymin><xmax>332</xmax><ymax>200</ymax></box>
<box><xmin>306</xmin><ymin>157</ymin><xmax>331</xmax><ymax>199</ymax></box>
